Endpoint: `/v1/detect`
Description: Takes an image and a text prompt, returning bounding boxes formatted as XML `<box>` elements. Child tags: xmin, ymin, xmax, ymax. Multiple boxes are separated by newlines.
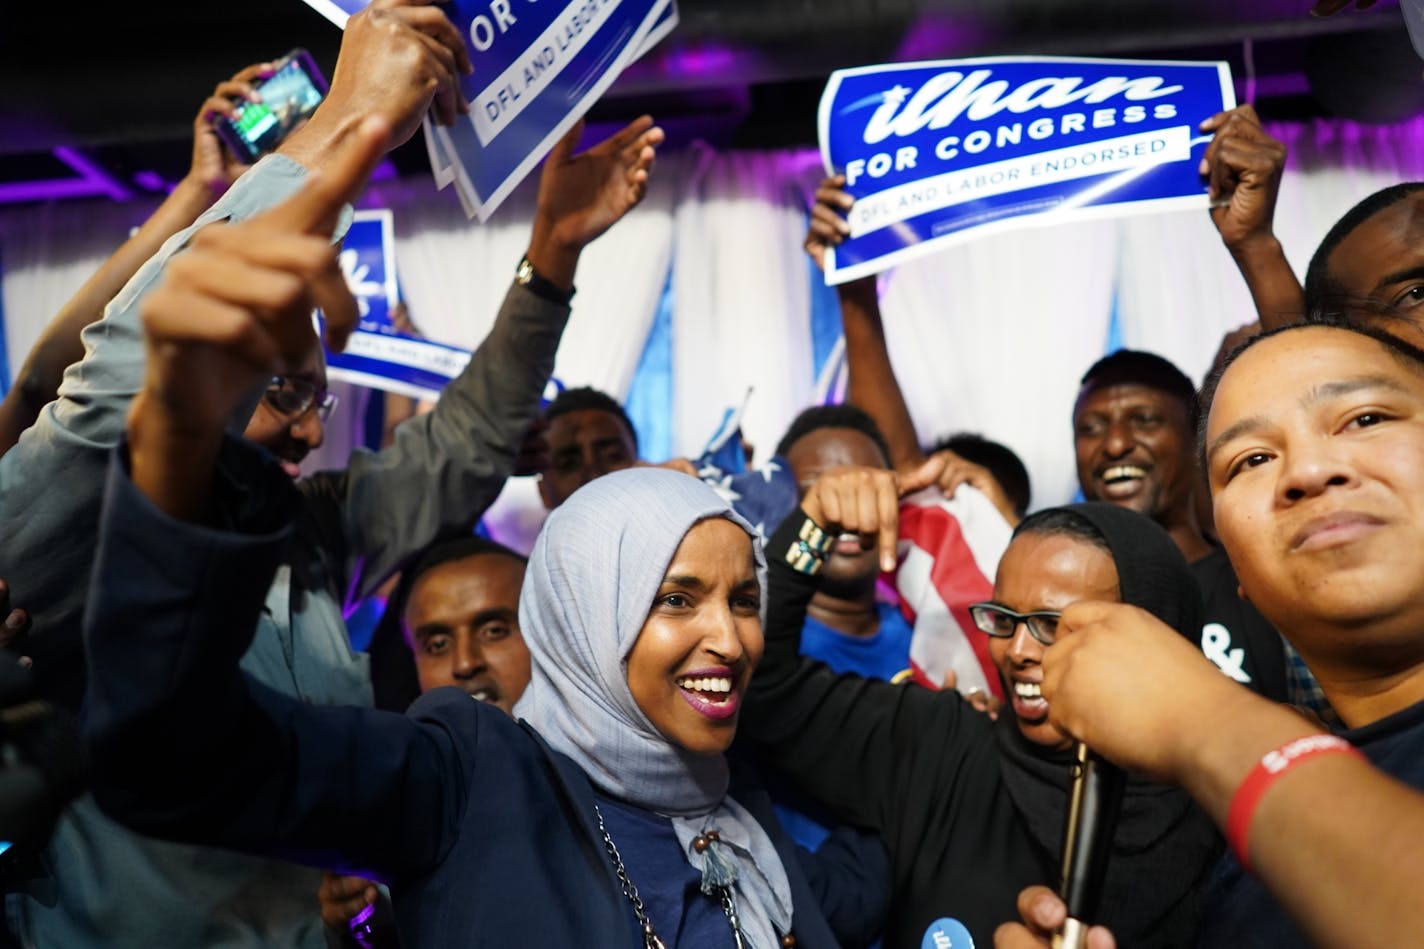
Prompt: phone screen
<box><xmin>218</xmin><ymin>51</ymin><xmax>327</xmax><ymax>163</ymax></box>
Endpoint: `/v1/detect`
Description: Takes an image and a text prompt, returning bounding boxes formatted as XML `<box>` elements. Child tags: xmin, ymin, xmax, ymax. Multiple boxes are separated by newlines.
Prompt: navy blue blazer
<box><xmin>82</xmin><ymin>440</ymin><xmax>846</xmax><ymax>948</ymax></box>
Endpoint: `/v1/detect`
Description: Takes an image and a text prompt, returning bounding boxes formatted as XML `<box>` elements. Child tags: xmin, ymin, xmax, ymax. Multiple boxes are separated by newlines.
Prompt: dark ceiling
<box><xmin>1</xmin><ymin>0</ymin><xmax>1420</xmax><ymax>204</ymax></box>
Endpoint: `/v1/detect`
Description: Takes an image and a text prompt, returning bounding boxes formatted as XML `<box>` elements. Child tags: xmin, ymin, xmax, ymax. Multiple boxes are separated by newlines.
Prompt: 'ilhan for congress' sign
<box><xmin>818</xmin><ymin>56</ymin><xmax>1235</xmax><ymax>283</ymax></box>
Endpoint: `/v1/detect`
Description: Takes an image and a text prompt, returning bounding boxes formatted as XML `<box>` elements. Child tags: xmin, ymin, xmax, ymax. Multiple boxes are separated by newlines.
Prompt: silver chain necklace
<box><xmin>593</xmin><ymin>802</ymin><xmax>750</xmax><ymax>949</ymax></box>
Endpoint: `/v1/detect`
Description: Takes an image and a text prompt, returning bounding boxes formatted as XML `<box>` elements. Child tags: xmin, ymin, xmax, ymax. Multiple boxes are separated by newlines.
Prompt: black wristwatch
<box><xmin>515</xmin><ymin>255</ymin><xmax>575</xmax><ymax>306</ymax></box>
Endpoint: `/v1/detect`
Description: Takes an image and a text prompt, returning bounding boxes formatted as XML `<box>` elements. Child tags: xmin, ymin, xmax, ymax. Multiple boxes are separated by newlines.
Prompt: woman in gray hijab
<box><xmin>85</xmin><ymin>463</ymin><xmax>845</xmax><ymax>947</ymax></box>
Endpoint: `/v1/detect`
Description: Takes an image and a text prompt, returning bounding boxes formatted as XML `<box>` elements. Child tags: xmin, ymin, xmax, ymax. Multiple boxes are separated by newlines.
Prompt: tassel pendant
<box><xmin>692</xmin><ymin>829</ymin><xmax>738</xmax><ymax>894</ymax></box>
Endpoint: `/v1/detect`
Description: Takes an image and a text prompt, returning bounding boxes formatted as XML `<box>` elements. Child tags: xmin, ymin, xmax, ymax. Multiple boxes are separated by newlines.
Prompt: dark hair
<box><xmin>931</xmin><ymin>431</ymin><xmax>1032</xmax><ymax>518</ymax></box>
<box><xmin>1195</xmin><ymin>310</ymin><xmax>1424</xmax><ymax>478</ymax></box>
<box><xmin>1077</xmin><ymin>349</ymin><xmax>1198</xmax><ymax>422</ymax></box>
<box><xmin>367</xmin><ymin>535</ymin><xmax>527</xmax><ymax>712</ymax></box>
<box><xmin>1012</xmin><ymin>506</ymin><xmax>1111</xmax><ymax>555</ymax></box>
<box><xmin>1304</xmin><ymin>182</ymin><xmax>1424</xmax><ymax>309</ymax></box>
<box><xmin>543</xmin><ymin>386</ymin><xmax>638</xmax><ymax>454</ymax></box>
<box><xmin>774</xmin><ymin>403</ymin><xmax>892</xmax><ymax>466</ymax></box>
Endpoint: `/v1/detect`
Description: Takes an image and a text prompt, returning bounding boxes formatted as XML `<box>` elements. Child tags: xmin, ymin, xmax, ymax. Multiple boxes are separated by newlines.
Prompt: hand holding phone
<box><xmin>214</xmin><ymin>49</ymin><xmax>328</xmax><ymax>164</ymax></box>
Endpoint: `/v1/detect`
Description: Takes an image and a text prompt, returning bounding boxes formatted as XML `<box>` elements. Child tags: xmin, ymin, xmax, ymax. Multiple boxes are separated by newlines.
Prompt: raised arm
<box><xmin>0</xmin><ymin>0</ymin><xmax>471</xmax><ymax>709</ymax></box>
<box><xmin>806</xmin><ymin>176</ymin><xmax>1020</xmax><ymax>523</ymax></box>
<box><xmin>88</xmin><ymin>118</ymin><xmax>464</xmax><ymax>881</ymax></box>
<box><xmin>1014</xmin><ymin>599</ymin><xmax>1424</xmax><ymax>949</ymax></box>
<box><xmin>806</xmin><ymin>175</ymin><xmax>923</xmax><ymax>471</ymax></box>
<box><xmin>127</xmin><ymin>116</ymin><xmax>386</xmax><ymax>520</ymax></box>
<box><xmin>740</xmin><ymin>460</ymin><xmax>981</xmax><ymax>832</ymax></box>
<box><xmin>0</xmin><ymin>60</ymin><xmax>273</xmax><ymax>457</ymax></box>
<box><xmin>318</xmin><ymin>115</ymin><xmax>664</xmax><ymax>598</ymax></box>
<box><xmin>1200</xmin><ymin>105</ymin><xmax>1303</xmax><ymax>331</ymax></box>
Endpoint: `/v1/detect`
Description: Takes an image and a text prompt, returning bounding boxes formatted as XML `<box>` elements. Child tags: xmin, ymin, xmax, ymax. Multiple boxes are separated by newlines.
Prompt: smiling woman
<box><xmin>83</xmin><ymin>461</ymin><xmax>852</xmax><ymax>947</ymax></box>
<box><xmin>740</xmin><ymin>472</ymin><xmax>1225</xmax><ymax>949</ymax></box>
<box><xmin>624</xmin><ymin>518</ymin><xmax>764</xmax><ymax>754</ymax></box>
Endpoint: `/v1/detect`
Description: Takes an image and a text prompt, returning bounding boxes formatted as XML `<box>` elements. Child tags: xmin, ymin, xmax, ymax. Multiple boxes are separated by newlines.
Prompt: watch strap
<box><xmin>516</xmin><ymin>255</ymin><xmax>575</xmax><ymax>306</ymax></box>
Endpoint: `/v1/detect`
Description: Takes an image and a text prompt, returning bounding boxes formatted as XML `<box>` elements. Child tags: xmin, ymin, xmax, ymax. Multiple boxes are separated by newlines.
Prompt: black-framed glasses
<box><xmin>968</xmin><ymin>602</ymin><xmax>1063</xmax><ymax>646</ymax></box>
<box><xmin>265</xmin><ymin>376</ymin><xmax>338</xmax><ymax>423</ymax></box>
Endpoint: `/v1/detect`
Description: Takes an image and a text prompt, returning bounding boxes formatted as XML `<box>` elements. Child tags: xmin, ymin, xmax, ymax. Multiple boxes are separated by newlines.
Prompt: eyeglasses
<box><xmin>264</xmin><ymin>376</ymin><xmax>338</xmax><ymax>422</ymax></box>
<box><xmin>968</xmin><ymin>603</ymin><xmax>1063</xmax><ymax>646</ymax></box>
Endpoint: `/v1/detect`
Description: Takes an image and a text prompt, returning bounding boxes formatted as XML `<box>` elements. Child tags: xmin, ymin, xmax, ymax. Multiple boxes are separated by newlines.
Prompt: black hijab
<box><xmin>993</xmin><ymin>502</ymin><xmax>1222</xmax><ymax>948</ymax></box>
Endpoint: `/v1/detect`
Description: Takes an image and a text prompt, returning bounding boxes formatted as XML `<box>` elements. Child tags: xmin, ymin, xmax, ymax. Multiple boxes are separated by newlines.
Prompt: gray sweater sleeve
<box><xmin>299</xmin><ymin>282</ymin><xmax>569</xmax><ymax>602</ymax></box>
<box><xmin>0</xmin><ymin>154</ymin><xmax>316</xmax><ymax>710</ymax></box>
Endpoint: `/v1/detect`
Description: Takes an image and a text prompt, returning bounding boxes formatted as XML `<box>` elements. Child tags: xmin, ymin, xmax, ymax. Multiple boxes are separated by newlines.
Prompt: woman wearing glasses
<box><xmin>741</xmin><ymin>469</ymin><xmax>1222</xmax><ymax>949</ymax></box>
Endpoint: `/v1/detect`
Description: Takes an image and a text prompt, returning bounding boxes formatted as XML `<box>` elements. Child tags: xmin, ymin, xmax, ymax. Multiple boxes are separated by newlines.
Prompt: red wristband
<box><xmin>1225</xmin><ymin>734</ymin><xmax>1365</xmax><ymax>873</ymax></box>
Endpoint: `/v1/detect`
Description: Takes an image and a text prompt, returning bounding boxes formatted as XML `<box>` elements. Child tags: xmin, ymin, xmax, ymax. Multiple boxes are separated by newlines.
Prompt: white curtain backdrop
<box><xmin>0</xmin><ymin>198</ymin><xmax>163</xmax><ymax>379</ymax></box>
<box><xmin>671</xmin><ymin>144</ymin><xmax>826</xmax><ymax>461</ymax></box>
<box><xmin>6</xmin><ymin>115</ymin><xmax>1424</xmax><ymax>529</ymax></box>
<box><xmin>1114</xmin><ymin>117</ymin><xmax>1424</xmax><ymax>393</ymax></box>
<box><xmin>877</xmin><ymin>218</ymin><xmax>1119</xmax><ymax>511</ymax></box>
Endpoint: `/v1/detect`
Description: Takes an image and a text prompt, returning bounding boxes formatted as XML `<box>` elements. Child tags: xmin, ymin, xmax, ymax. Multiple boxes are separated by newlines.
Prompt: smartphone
<box><xmin>214</xmin><ymin>49</ymin><xmax>328</xmax><ymax>164</ymax></box>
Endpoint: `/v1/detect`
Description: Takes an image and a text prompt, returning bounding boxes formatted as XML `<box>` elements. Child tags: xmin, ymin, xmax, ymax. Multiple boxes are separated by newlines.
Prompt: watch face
<box><xmin>517</xmin><ymin>258</ymin><xmax>534</xmax><ymax>283</ymax></box>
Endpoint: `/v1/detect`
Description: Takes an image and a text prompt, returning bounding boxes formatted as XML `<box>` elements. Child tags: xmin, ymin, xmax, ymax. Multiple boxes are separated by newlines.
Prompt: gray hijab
<box><xmin>513</xmin><ymin>467</ymin><xmax>792</xmax><ymax>946</ymax></box>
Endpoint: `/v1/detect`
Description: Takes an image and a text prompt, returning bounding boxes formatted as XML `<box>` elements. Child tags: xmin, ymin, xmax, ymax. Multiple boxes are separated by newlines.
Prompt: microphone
<box><xmin>1052</xmin><ymin>742</ymin><xmax>1126</xmax><ymax>949</ymax></box>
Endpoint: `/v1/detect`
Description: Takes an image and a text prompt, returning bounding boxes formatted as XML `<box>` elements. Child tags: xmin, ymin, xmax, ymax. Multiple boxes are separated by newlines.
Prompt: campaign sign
<box><xmin>297</xmin><ymin>0</ymin><xmax>677</xmax><ymax>221</ymax></box>
<box><xmin>818</xmin><ymin>56</ymin><xmax>1235</xmax><ymax>284</ymax></box>
<box><xmin>430</xmin><ymin>0</ymin><xmax>677</xmax><ymax>220</ymax></box>
<box><xmin>325</xmin><ymin>209</ymin><xmax>474</xmax><ymax>400</ymax></box>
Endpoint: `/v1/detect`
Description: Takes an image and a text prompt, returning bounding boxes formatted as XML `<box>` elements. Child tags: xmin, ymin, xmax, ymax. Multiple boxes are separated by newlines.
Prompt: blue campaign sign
<box><xmin>818</xmin><ymin>56</ymin><xmax>1235</xmax><ymax>284</ymax></box>
<box><xmin>326</xmin><ymin>209</ymin><xmax>475</xmax><ymax>400</ymax></box>
<box><xmin>297</xmin><ymin>0</ymin><xmax>677</xmax><ymax>221</ymax></box>
<box><xmin>431</xmin><ymin>0</ymin><xmax>676</xmax><ymax>219</ymax></box>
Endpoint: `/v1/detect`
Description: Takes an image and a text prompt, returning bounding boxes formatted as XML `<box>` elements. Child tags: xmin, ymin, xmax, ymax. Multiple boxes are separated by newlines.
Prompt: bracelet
<box><xmin>515</xmin><ymin>255</ymin><xmax>575</xmax><ymax>306</ymax></box>
<box><xmin>1225</xmin><ymin>734</ymin><xmax>1365</xmax><ymax>873</ymax></box>
<box><xmin>797</xmin><ymin>517</ymin><xmax>834</xmax><ymax>555</ymax></box>
<box><xmin>784</xmin><ymin>516</ymin><xmax>834</xmax><ymax>575</ymax></box>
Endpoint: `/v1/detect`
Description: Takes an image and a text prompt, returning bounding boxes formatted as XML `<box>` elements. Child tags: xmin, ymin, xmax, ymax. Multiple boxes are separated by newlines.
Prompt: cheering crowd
<box><xmin>3</xmin><ymin>2</ymin><xmax>1424</xmax><ymax>947</ymax></box>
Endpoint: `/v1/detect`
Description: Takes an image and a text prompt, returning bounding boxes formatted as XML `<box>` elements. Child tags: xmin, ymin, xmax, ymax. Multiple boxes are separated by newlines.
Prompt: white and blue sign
<box><xmin>325</xmin><ymin>209</ymin><xmax>474</xmax><ymax>400</ymax></box>
<box><xmin>429</xmin><ymin>0</ymin><xmax>676</xmax><ymax>219</ymax></box>
<box><xmin>818</xmin><ymin>56</ymin><xmax>1234</xmax><ymax>284</ymax></box>
<box><xmin>921</xmin><ymin>917</ymin><xmax>975</xmax><ymax>949</ymax></box>
<box><xmin>299</xmin><ymin>0</ymin><xmax>677</xmax><ymax>221</ymax></box>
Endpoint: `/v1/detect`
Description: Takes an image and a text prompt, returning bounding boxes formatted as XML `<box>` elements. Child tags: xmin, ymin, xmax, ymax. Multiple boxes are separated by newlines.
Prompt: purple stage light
<box><xmin>661</xmin><ymin>42</ymin><xmax>740</xmax><ymax>78</ymax></box>
<box><xmin>52</xmin><ymin>147</ymin><xmax>132</xmax><ymax>201</ymax></box>
<box><xmin>132</xmin><ymin>170</ymin><xmax>173</xmax><ymax>193</ymax></box>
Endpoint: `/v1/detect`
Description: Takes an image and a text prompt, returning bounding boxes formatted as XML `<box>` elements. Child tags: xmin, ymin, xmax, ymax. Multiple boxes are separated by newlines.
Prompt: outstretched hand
<box><xmin>1199</xmin><ymin>105</ymin><xmax>1287</xmax><ymax>254</ymax></box>
<box><xmin>142</xmin><ymin>116</ymin><xmax>388</xmax><ymax>413</ymax></box>
<box><xmin>284</xmin><ymin>0</ymin><xmax>471</xmax><ymax>167</ymax></box>
<box><xmin>131</xmin><ymin>117</ymin><xmax>390</xmax><ymax>519</ymax></box>
<box><xmin>525</xmin><ymin>115</ymin><xmax>664</xmax><ymax>286</ymax></box>
<box><xmin>191</xmin><ymin>61</ymin><xmax>276</xmax><ymax>195</ymax></box>
<box><xmin>799</xmin><ymin>456</ymin><xmax>945</xmax><ymax>574</ymax></box>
